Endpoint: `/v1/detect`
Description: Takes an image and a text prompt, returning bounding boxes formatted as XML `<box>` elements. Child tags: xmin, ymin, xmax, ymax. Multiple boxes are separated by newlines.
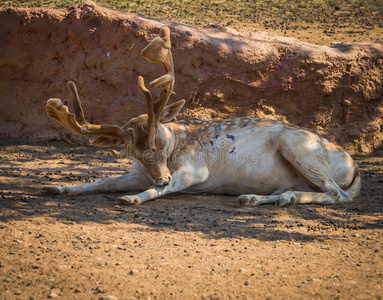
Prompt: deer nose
<box><xmin>156</xmin><ymin>175</ymin><xmax>172</xmax><ymax>187</ymax></box>
<box><xmin>162</xmin><ymin>175</ymin><xmax>172</xmax><ymax>186</ymax></box>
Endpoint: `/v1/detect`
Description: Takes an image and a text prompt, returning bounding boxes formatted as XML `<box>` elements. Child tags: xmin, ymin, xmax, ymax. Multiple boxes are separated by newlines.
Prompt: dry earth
<box><xmin>1</xmin><ymin>1</ymin><xmax>383</xmax><ymax>299</ymax></box>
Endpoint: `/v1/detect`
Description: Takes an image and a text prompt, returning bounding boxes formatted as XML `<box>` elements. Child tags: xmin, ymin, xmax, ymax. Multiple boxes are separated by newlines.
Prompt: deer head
<box><xmin>46</xmin><ymin>26</ymin><xmax>185</xmax><ymax>187</ymax></box>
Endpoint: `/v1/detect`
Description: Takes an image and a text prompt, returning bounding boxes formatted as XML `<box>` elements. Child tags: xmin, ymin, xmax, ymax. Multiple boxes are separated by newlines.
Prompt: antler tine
<box><xmin>138</xmin><ymin>76</ymin><xmax>158</xmax><ymax>151</ymax></box>
<box><xmin>141</xmin><ymin>26</ymin><xmax>174</xmax><ymax>115</ymax></box>
<box><xmin>46</xmin><ymin>81</ymin><xmax>125</xmax><ymax>141</ymax></box>
<box><xmin>138</xmin><ymin>76</ymin><xmax>155</xmax><ymax>121</ymax></box>
<box><xmin>141</xmin><ymin>26</ymin><xmax>173</xmax><ymax>75</ymax></box>
<box><xmin>67</xmin><ymin>81</ymin><xmax>88</xmax><ymax>126</ymax></box>
<box><xmin>139</xmin><ymin>25</ymin><xmax>175</xmax><ymax>151</ymax></box>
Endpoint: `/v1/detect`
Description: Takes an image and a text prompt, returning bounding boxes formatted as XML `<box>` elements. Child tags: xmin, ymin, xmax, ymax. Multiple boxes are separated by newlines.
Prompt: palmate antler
<box><xmin>46</xmin><ymin>81</ymin><xmax>131</xmax><ymax>145</ymax></box>
<box><xmin>138</xmin><ymin>26</ymin><xmax>175</xmax><ymax>151</ymax></box>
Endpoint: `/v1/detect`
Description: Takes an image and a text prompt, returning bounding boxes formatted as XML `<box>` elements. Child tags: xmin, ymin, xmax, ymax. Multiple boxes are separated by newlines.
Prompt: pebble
<box><xmin>48</xmin><ymin>290</ymin><xmax>59</xmax><ymax>298</ymax></box>
<box><xmin>239</xmin><ymin>268</ymin><xmax>246</xmax><ymax>273</ymax></box>
<box><xmin>99</xmin><ymin>296</ymin><xmax>118</xmax><ymax>300</ymax></box>
<box><xmin>129</xmin><ymin>269</ymin><xmax>139</xmax><ymax>275</ymax></box>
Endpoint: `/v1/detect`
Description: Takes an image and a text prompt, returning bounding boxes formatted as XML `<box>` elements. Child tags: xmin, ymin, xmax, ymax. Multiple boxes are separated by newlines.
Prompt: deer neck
<box><xmin>165</xmin><ymin>120</ymin><xmax>212</xmax><ymax>153</ymax></box>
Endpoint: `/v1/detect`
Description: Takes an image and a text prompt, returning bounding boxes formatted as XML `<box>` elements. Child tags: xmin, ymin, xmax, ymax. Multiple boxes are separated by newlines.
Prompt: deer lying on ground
<box><xmin>44</xmin><ymin>26</ymin><xmax>361</xmax><ymax>206</ymax></box>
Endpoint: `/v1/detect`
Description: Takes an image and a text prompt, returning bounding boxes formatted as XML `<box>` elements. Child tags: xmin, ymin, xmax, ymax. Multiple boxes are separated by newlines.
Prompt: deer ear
<box><xmin>160</xmin><ymin>100</ymin><xmax>185</xmax><ymax>123</ymax></box>
<box><xmin>91</xmin><ymin>137</ymin><xmax>122</xmax><ymax>147</ymax></box>
<box><xmin>123</xmin><ymin>128</ymin><xmax>135</xmax><ymax>144</ymax></box>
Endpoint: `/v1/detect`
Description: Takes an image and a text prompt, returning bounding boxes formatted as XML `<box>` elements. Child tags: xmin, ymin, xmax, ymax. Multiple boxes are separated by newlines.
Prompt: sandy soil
<box><xmin>0</xmin><ymin>140</ymin><xmax>382</xmax><ymax>299</ymax></box>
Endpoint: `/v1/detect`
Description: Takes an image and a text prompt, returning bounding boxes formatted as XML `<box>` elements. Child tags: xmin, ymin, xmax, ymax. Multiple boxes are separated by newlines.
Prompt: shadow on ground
<box><xmin>1</xmin><ymin>140</ymin><xmax>382</xmax><ymax>242</ymax></box>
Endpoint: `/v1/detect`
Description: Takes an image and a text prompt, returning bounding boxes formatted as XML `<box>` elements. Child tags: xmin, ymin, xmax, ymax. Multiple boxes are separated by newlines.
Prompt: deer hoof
<box><xmin>235</xmin><ymin>195</ymin><xmax>258</xmax><ymax>206</ymax></box>
<box><xmin>275</xmin><ymin>192</ymin><xmax>296</xmax><ymax>207</ymax></box>
<box><xmin>275</xmin><ymin>198</ymin><xmax>290</xmax><ymax>207</ymax></box>
<box><xmin>275</xmin><ymin>196</ymin><xmax>294</xmax><ymax>207</ymax></box>
<box><xmin>118</xmin><ymin>196</ymin><xmax>142</xmax><ymax>206</ymax></box>
<box><xmin>42</xmin><ymin>186</ymin><xmax>63</xmax><ymax>195</ymax></box>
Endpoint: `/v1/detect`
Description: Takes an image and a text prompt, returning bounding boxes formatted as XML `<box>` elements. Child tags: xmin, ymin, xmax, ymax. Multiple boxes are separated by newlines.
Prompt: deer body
<box><xmin>167</xmin><ymin>118</ymin><xmax>310</xmax><ymax>195</ymax></box>
<box><xmin>43</xmin><ymin>26</ymin><xmax>361</xmax><ymax>206</ymax></box>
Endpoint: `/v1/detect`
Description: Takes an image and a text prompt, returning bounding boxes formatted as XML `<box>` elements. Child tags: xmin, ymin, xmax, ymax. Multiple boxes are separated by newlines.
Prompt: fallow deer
<box><xmin>43</xmin><ymin>26</ymin><xmax>361</xmax><ymax>207</ymax></box>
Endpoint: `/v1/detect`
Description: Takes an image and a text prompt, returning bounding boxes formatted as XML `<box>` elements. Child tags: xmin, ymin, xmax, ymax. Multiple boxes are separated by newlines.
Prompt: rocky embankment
<box><xmin>0</xmin><ymin>1</ymin><xmax>382</xmax><ymax>152</ymax></box>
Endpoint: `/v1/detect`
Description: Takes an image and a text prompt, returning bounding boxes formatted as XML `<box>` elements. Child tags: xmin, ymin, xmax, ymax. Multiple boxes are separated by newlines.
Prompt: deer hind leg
<box><xmin>236</xmin><ymin>149</ymin><xmax>353</xmax><ymax>207</ymax></box>
<box><xmin>236</xmin><ymin>194</ymin><xmax>282</xmax><ymax>206</ymax></box>
<box><xmin>278</xmin><ymin>145</ymin><xmax>353</xmax><ymax>206</ymax></box>
<box><xmin>43</xmin><ymin>169</ymin><xmax>150</xmax><ymax>196</ymax></box>
<box><xmin>236</xmin><ymin>180</ymin><xmax>352</xmax><ymax>207</ymax></box>
<box><xmin>238</xmin><ymin>185</ymin><xmax>351</xmax><ymax>206</ymax></box>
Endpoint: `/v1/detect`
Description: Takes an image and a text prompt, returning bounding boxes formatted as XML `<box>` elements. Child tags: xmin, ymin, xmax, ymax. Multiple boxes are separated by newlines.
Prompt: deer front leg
<box><xmin>118</xmin><ymin>165</ymin><xmax>209</xmax><ymax>205</ymax></box>
<box><xmin>43</xmin><ymin>168</ymin><xmax>150</xmax><ymax>196</ymax></box>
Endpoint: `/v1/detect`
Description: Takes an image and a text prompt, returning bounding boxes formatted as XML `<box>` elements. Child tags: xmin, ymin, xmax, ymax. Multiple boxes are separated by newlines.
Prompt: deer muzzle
<box><xmin>155</xmin><ymin>174</ymin><xmax>172</xmax><ymax>187</ymax></box>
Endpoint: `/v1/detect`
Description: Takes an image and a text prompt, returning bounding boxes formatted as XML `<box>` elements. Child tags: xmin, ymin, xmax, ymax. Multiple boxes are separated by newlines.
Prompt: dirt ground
<box><xmin>0</xmin><ymin>140</ymin><xmax>382</xmax><ymax>299</ymax></box>
<box><xmin>1</xmin><ymin>1</ymin><xmax>383</xmax><ymax>299</ymax></box>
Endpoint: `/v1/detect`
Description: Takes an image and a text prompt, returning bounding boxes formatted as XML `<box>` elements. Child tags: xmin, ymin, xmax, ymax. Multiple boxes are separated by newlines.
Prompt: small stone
<box><xmin>129</xmin><ymin>269</ymin><xmax>138</xmax><ymax>275</ymax></box>
<box><xmin>99</xmin><ymin>296</ymin><xmax>118</xmax><ymax>300</ymax></box>
<box><xmin>48</xmin><ymin>290</ymin><xmax>59</xmax><ymax>298</ymax></box>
